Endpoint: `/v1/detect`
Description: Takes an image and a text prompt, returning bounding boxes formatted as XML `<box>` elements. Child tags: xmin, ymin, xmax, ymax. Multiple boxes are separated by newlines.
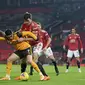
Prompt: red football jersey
<box><xmin>64</xmin><ymin>33</ymin><xmax>83</xmax><ymax>50</ymax></box>
<box><xmin>40</xmin><ymin>30</ymin><xmax>50</xmax><ymax>48</ymax></box>
<box><xmin>21</xmin><ymin>21</ymin><xmax>38</xmax><ymax>31</ymax></box>
<box><xmin>21</xmin><ymin>21</ymin><xmax>42</xmax><ymax>46</ymax></box>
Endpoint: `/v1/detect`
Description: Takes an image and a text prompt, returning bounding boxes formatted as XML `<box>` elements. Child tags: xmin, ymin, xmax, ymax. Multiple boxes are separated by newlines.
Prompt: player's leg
<box><xmin>29</xmin><ymin>65</ymin><xmax>33</xmax><ymax>75</ymax></box>
<box><xmin>0</xmin><ymin>53</ymin><xmax>20</xmax><ymax>80</ymax></box>
<box><xmin>76</xmin><ymin>57</ymin><xmax>81</xmax><ymax>72</ymax></box>
<box><xmin>29</xmin><ymin>60</ymin><xmax>49</xmax><ymax>77</ymax></box>
<box><xmin>20</xmin><ymin>58</ymin><xmax>27</xmax><ymax>73</ymax></box>
<box><xmin>74</xmin><ymin>50</ymin><xmax>81</xmax><ymax>72</ymax></box>
<box><xmin>15</xmin><ymin>58</ymin><xmax>27</xmax><ymax>80</ymax></box>
<box><xmin>44</xmin><ymin>47</ymin><xmax>59</xmax><ymax>75</ymax></box>
<box><xmin>27</xmin><ymin>56</ymin><xmax>45</xmax><ymax>80</ymax></box>
<box><xmin>30</xmin><ymin>43</ymin><xmax>49</xmax><ymax>77</ymax></box>
<box><xmin>32</xmin><ymin>47</ymin><xmax>49</xmax><ymax>78</ymax></box>
<box><xmin>51</xmin><ymin>58</ymin><xmax>59</xmax><ymax>75</ymax></box>
<box><xmin>66</xmin><ymin>50</ymin><xmax>73</xmax><ymax>73</ymax></box>
<box><xmin>29</xmin><ymin>53</ymin><xmax>39</xmax><ymax>75</ymax></box>
<box><xmin>26</xmin><ymin>48</ymin><xmax>45</xmax><ymax>80</ymax></box>
<box><xmin>20</xmin><ymin>47</ymin><xmax>33</xmax><ymax>76</ymax></box>
<box><xmin>37</xmin><ymin>61</ymin><xmax>48</xmax><ymax>76</ymax></box>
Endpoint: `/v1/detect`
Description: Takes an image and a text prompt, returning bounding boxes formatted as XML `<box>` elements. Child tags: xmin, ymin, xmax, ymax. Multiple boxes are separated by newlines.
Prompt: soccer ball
<box><xmin>20</xmin><ymin>72</ymin><xmax>29</xmax><ymax>81</ymax></box>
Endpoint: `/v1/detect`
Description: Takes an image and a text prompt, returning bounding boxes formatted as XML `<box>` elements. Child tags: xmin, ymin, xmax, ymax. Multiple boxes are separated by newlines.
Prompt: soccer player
<box><xmin>0</xmin><ymin>29</ymin><xmax>45</xmax><ymax>80</ymax></box>
<box><xmin>63</xmin><ymin>28</ymin><xmax>83</xmax><ymax>73</ymax></box>
<box><xmin>36</xmin><ymin>23</ymin><xmax>59</xmax><ymax>75</ymax></box>
<box><xmin>29</xmin><ymin>23</ymin><xmax>59</xmax><ymax>76</ymax></box>
<box><xmin>15</xmin><ymin>12</ymin><xmax>50</xmax><ymax>80</ymax></box>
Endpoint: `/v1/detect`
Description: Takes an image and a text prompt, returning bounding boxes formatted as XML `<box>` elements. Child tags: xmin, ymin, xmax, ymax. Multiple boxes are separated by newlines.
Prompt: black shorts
<box><xmin>14</xmin><ymin>48</ymin><xmax>32</xmax><ymax>59</ymax></box>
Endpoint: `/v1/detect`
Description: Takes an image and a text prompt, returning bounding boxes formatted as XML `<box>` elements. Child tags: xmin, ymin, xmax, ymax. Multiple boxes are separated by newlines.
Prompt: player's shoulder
<box><xmin>75</xmin><ymin>33</ymin><xmax>79</xmax><ymax>36</ymax></box>
<box><xmin>68</xmin><ymin>34</ymin><xmax>71</xmax><ymax>36</ymax></box>
<box><xmin>41</xmin><ymin>30</ymin><xmax>46</xmax><ymax>32</ymax></box>
<box><xmin>41</xmin><ymin>30</ymin><xmax>48</xmax><ymax>34</ymax></box>
<box><xmin>32</xmin><ymin>21</ymin><xmax>37</xmax><ymax>26</ymax></box>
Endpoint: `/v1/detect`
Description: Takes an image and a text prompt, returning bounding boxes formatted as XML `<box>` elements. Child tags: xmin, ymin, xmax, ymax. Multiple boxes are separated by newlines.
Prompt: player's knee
<box><xmin>50</xmin><ymin>56</ymin><xmax>55</xmax><ymax>60</ymax></box>
<box><xmin>27</xmin><ymin>59</ymin><xmax>32</xmax><ymax>64</ymax></box>
<box><xmin>7</xmin><ymin>57</ymin><xmax>13</xmax><ymax>62</ymax></box>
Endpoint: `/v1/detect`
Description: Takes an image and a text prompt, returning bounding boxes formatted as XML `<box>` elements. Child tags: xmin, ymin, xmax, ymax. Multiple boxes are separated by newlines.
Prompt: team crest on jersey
<box><xmin>74</xmin><ymin>37</ymin><xmax>77</xmax><ymax>39</ymax></box>
<box><xmin>69</xmin><ymin>37</ymin><xmax>71</xmax><ymax>39</ymax></box>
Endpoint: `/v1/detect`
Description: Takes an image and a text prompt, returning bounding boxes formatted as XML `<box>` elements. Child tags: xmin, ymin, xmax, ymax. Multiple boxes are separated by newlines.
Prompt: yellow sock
<box><xmin>6</xmin><ymin>61</ymin><xmax>12</xmax><ymax>75</ymax></box>
<box><xmin>31</xmin><ymin>61</ymin><xmax>40</xmax><ymax>73</ymax></box>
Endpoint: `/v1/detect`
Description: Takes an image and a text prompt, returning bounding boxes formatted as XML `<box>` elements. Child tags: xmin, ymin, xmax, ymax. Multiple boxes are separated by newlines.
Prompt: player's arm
<box><xmin>22</xmin><ymin>31</ymin><xmax>37</xmax><ymax>40</ymax></box>
<box><xmin>44</xmin><ymin>37</ymin><xmax>51</xmax><ymax>49</ymax></box>
<box><xmin>78</xmin><ymin>35</ymin><xmax>83</xmax><ymax>48</ymax></box>
<box><xmin>43</xmin><ymin>31</ymin><xmax>51</xmax><ymax>50</ymax></box>
<box><xmin>0</xmin><ymin>37</ymin><xmax>6</xmax><ymax>40</ymax></box>
<box><xmin>77</xmin><ymin>34</ymin><xmax>83</xmax><ymax>53</ymax></box>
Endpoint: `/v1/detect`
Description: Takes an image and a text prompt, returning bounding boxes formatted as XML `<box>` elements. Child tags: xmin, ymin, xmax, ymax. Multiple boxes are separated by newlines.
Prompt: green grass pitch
<box><xmin>0</xmin><ymin>64</ymin><xmax>85</xmax><ymax>85</ymax></box>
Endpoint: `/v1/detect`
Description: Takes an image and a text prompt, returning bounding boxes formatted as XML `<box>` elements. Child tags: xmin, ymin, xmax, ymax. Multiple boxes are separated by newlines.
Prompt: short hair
<box><xmin>5</xmin><ymin>29</ymin><xmax>12</xmax><ymax>36</ymax></box>
<box><xmin>24</xmin><ymin>12</ymin><xmax>32</xmax><ymax>20</ymax></box>
<box><xmin>16</xmin><ymin>32</ymin><xmax>22</xmax><ymax>37</ymax></box>
<box><xmin>37</xmin><ymin>22</ymin><xmax>41</xmax><ymax>25</ymax></box>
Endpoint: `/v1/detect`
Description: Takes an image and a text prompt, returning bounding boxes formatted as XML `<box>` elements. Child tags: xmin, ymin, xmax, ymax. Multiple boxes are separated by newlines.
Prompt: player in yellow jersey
<box><xmin>0</xmin><ymin>29</ymin><xmax>45</xmax><ymax>80</ymax></box>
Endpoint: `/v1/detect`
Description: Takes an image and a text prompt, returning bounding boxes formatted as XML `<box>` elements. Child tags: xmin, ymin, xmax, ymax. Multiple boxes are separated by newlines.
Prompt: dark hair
<box><xmin>37</xmin><ymin>22</ymin><xmax>44</xmax><ymax>30</ymax></box>
<box><xmin>37</xmin><ymin>22</ymin><xmax>41</xmax><ymax>25</ymax></box>
<box><xmin>16</xmin><ymin>32</ymin><xmax>22</xmax><ymax>37</ymax></box>
<box><xmin>5</xmin><ymin>29</ymin><xmax>12</xmax><ymax>36</ymax></box>
<box><xmin>24</xmin><ymin>12</ymin><xmax>32</xmax><ymax>20</ymax></box>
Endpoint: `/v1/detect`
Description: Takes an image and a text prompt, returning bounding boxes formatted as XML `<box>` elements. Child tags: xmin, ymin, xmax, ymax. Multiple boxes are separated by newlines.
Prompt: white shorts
<box><xmin>67</xmin><ymin>49</ymin><xmax>80</xmax><ymax>58</ymax></box>
<box><xmin>33</xmin><ymin>42</ymin><xmax>43</xmax><ymax>56</ymax></box>
<box><xmin>44</xmin><ymin>47</ymin><xmax>53</xmax><ymax>57</ymax></box>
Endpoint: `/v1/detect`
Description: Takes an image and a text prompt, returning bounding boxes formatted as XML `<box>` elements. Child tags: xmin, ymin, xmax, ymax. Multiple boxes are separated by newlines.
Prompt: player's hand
<box><xmin>18</xmin><ymin>38</ymin><xmax>25</xmax><ymax>42</ymax></box>
<box><xmin>63</xmin><ymin>45</ymin><xmax>66</xmax><ymax>50</ymax></box>
<box><xmin>81</xmin><ymin>48</ymin><xmax>83</xmax><ymax>53</ymax></box>
<box><xmin>43</xmin><ymin>47</ymin><xmax>47</xmax><ymax>52</ymax></box>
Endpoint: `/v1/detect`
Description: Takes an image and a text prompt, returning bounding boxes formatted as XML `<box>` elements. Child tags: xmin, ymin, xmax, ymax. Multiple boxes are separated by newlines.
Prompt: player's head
<box><xmin>37</xmin><ymin>22</ymin><xmax>42</xmax><ymax>29</ymax></box>
<box><xmin>5</xmin><ymin>29</ymin><xmax>13</xmax><ymax>39</ymax></box>
<box><xmin>24</xmin><ymin>12</ymin><xmax>32</xmax><ymax>24</ymax></box>
<box><xmin>71</xmin><ymin>28</ymin><xmax>76</xmax><ymax>34</ymax></box>
<box><xmin>37</xmin><ymin>22</ymin><xmax>44</xmax><ymax>30</ymax></box>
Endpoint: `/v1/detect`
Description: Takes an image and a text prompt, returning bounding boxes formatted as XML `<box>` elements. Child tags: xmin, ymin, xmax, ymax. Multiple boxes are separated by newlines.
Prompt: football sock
<box><xmin>37</xmin><ymin>61</ymin><xmax>48</xmax><ymax>76</ymax></box>
<box><xmin>29</xmin><ymin>66</ymin><xmax>33</xmax><ymax>75</ymax></box>
<box><xmin>21</xmin><ymin>63</ymin><xmax>27</xmax><ymax>73</ymax></box>
<box><xmin>6</xmin><ymin>61</ymin><xmax>12</xmax><ymax>76</ymax></box>
<box><xmin>77</xmin><ymin>60</ymin><xmax>80</xmax><ymax>68</ymax></box>
<box><xmin>51</xmin><ymin>60</ymin><xmax>59</xmax><ymax>74</ymax></box>
<box><xmin>31</xmin><ymin>61</ymin><xmax>41</xmax><ymax>73</ymax></box>
<box><xmin>66</xmin><ymin>62</ymin><xmax>70</xmax><ymax>69</ymax></box>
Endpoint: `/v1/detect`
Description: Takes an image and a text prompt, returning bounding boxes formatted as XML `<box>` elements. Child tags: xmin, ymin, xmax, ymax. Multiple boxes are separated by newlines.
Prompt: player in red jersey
<box><xmin>30</xmin><ymin>22</ymin><xmax>59</xmax><ymax>76</ymax></box>
<box><xmin>39</xmin><ymin>23</ymin><xmax>59</xmax><ymax>75</ymax></box>
<box><xmin>20</xmin><ymin>12</ymin><xmax>42</xmax><ymax>46</ymax></box>
<box><xmin>63</xmin><ymin>28</ymin><xmax>83</xmax><ymax>73</ymax></box>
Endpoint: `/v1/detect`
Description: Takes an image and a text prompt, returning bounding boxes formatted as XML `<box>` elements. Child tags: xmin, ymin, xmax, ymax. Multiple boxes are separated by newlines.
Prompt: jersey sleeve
<box><xmin>22</xmin><ymin>31</ymin><xmax>37</xmax><ymax>40</ymax></box>
<box><xmin>77</xmin><ymin>34</ymin><xmax>83</xmax><ymax>49</ymax></box>
<box><xmin>0</xmin><ymin>37</ymin><xmax>6</xmax><ymax>40</ymax></box>
<box><xmin>45</xmin><ymin>32</ymin><xmax>50</xmax><ymax>39</ymax></box>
